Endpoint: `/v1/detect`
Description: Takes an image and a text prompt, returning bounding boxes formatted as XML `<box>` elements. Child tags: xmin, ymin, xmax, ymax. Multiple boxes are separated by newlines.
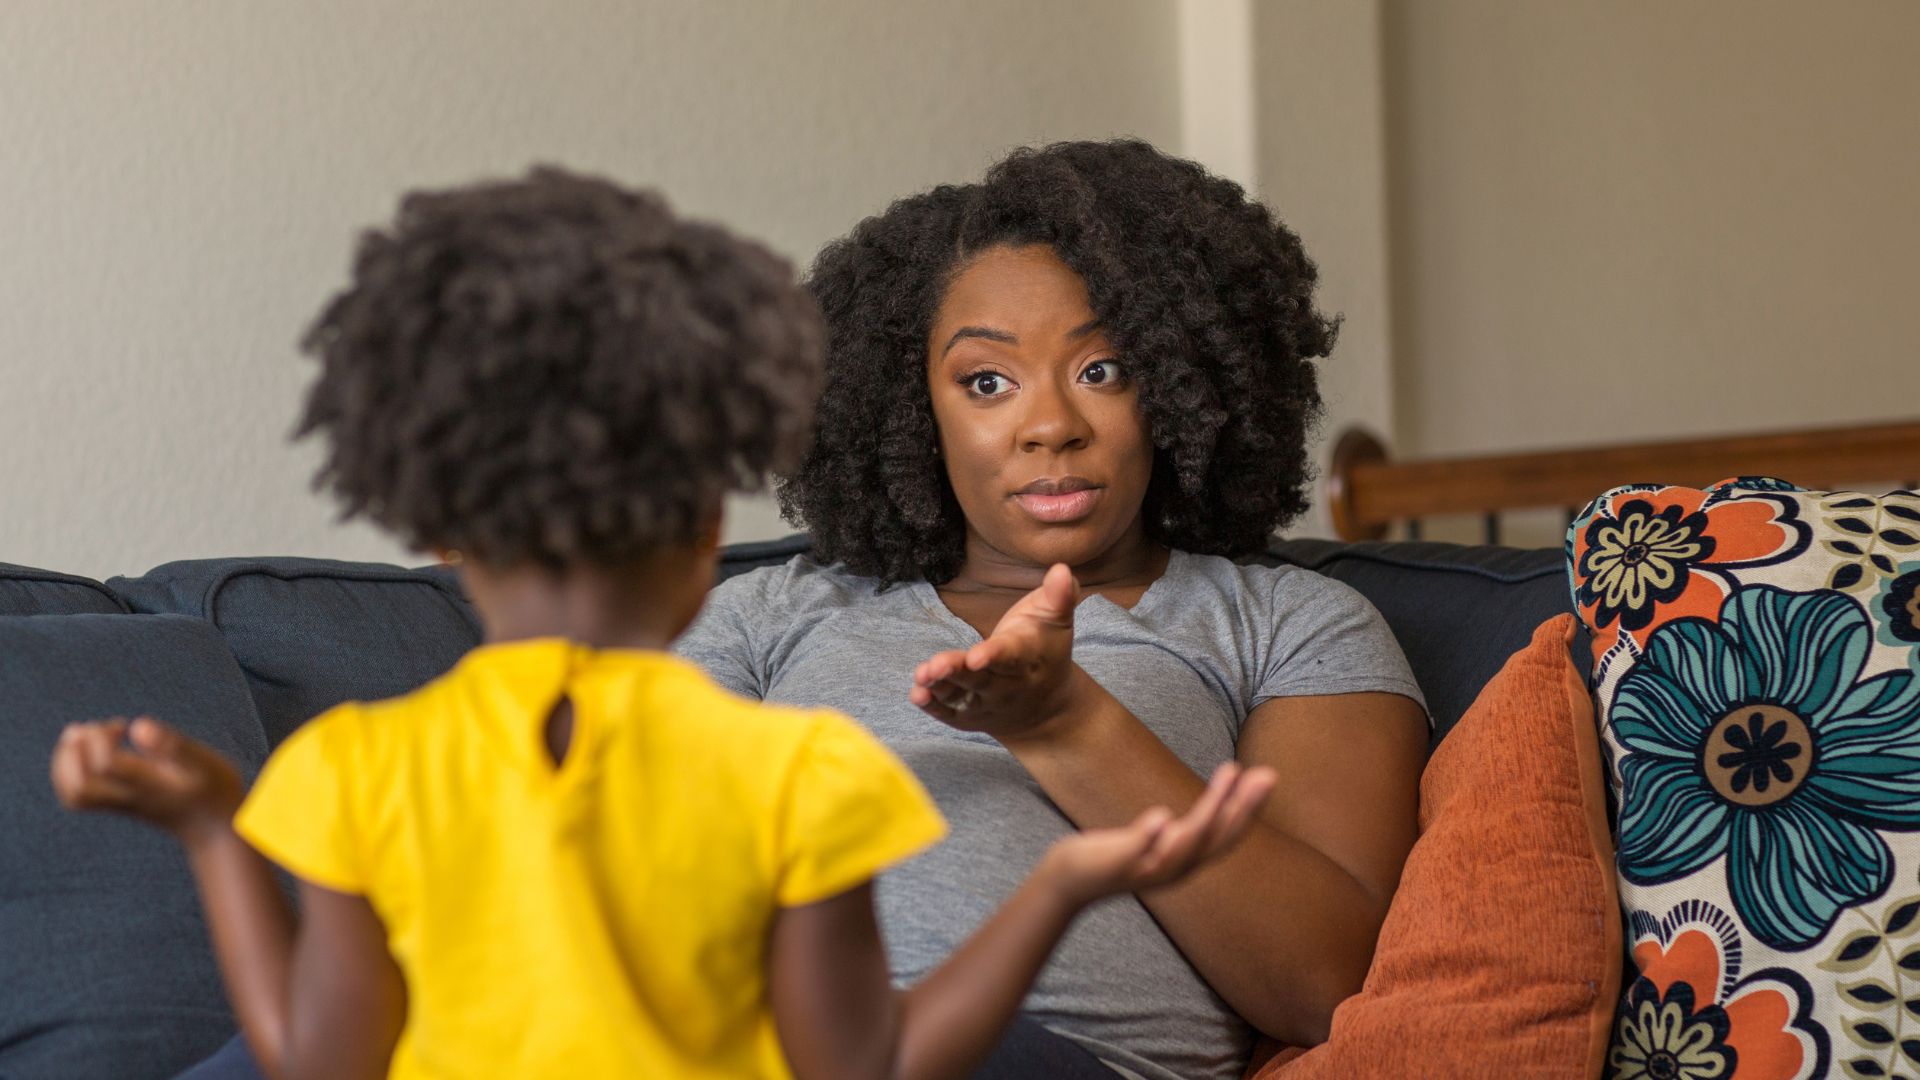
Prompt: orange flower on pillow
<box><xmin>1573</xmin><ymin>484</ymin><xmax>1808</xmax><ymax>664</ymax></box>
<box><xmin>1614</xmin><ymin>902</ymin><xmax>1826</xmax><ymax>1080</ymax></box>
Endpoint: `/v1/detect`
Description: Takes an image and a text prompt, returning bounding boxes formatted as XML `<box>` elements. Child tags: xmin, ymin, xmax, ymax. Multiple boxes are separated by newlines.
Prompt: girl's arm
<box><xmin>51</xmin><ymin>718</ymin><xmax>405</xmax><ymax>1080</ymax></box>
<box><xmin>997</xmin><ymin>685</ymin><xmax>1424</xmax><ymax>1046</ymax></box>
<box><xmin>911</xmin><ymin>566</ymin><xmax>1427</xmax><ymax>1046</ymax></box>
<box><xmin>769</xmin><ymin>762</ymin><xmax>1275</xmax><ymax>1080</ymax></box>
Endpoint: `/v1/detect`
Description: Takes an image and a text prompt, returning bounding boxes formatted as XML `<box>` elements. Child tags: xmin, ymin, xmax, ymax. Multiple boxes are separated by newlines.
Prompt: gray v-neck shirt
<box><xmin>674</xmin><ymin>549</ymin><xmax>1423</xmax><ymax>1080</ymax></box>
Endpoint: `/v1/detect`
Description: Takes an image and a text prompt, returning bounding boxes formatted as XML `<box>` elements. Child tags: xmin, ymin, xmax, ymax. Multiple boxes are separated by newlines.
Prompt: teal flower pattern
<box><xmin>1614</xmin><ymin>585</ymin><xmax>1920</xmax><ymax>951</ymax></box>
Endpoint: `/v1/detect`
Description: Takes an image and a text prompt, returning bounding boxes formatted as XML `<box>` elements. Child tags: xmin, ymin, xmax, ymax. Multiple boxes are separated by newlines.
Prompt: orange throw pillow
<box><xmin>1255</xmin><ymin>614</ymin><xmax>1620</xmax><ymax>1079</ymax></box>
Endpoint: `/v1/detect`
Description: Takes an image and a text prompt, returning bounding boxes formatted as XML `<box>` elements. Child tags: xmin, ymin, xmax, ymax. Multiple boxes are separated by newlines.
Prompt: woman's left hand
<box><xmin>910</xmin><ymin>563</ymin><xmax>1091</xmax><ymax>743</ymax></box>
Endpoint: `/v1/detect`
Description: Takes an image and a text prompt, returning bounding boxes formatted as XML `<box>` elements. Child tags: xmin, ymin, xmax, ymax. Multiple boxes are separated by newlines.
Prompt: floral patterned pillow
<box><xmin>1570</xmin><ymin>478</ymin><xmax>1920</xmax><ymax>1080</ymax></box>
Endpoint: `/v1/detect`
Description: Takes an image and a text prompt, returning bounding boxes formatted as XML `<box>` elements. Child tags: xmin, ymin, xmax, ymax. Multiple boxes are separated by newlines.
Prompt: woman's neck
<box><xmin>944</xmin><ymin>524</ymin><xmax>1169</xmax><ymax>596</ymax></box>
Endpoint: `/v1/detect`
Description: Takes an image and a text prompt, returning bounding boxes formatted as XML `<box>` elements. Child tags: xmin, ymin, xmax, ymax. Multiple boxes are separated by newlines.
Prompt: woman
<box><xmin>677</xmin><ymin>140</ymin><xmax>1429</xmax><ymax>1080</ymax></box>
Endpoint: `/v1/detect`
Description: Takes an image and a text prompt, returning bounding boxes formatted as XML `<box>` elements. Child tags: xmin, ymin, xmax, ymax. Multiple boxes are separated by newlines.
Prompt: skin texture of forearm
<box><xmin>892</xmin><ymin>867</ymin><xmax>1082</xmax><ymax>1080</ymax></box>
<box><xmin>772</xmin><ymin>875</ymin><xmax>1082</xmax><ymax>1080</ymax></box>
<box><xmin>1002</xmin><ymin>675</ymin><xmax>1396</xmax><ymax>1045</ymax></box>
<box><xmin>182</xmin><ymin>828</ymin><xmax>405</xmax><ymax>1080</ymax></box>
<box><xmin>181</xmin><ymin>824</ymin><xmax>299</xmax><ymax>1079</ymax></box>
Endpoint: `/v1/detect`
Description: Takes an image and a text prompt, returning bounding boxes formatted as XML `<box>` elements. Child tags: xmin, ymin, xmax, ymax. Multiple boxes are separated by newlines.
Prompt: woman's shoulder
<box><xmin>1168</xmin><ymin>549</ymin><xmax>1423</xmax><ymax>708</ymax></box>
<box><xmin>704</xmin><ymin>554</ymin><xmax>895</xmax><ymax>618</ymax></box>
<box><xmin>1168</xmin><ymin>548</ymin><xmax>1377</xmax><ymax>616</ymax></box>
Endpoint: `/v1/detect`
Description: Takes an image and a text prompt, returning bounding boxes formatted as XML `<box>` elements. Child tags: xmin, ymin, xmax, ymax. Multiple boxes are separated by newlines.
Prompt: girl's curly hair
<box><xmin>779</xmin><ymin>139</ymin><xmax>1336</xmax><ymax>585</ymax></box>
<box><xmin>297</xmin><ymin>166</ymin><xmax>823</xmax><ymax>567</ymax></box>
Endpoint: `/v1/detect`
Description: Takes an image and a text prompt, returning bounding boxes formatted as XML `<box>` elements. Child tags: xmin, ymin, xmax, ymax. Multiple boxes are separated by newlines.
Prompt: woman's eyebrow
<box><xmin>943</xmin><ymin>326</ymin><xmax>1017</xmax><ymax>355</ymax></box>
<box><xmin>942</xmin><ymin>318</ymin><xmax>1103</xmax><ymax>357</ymax></box>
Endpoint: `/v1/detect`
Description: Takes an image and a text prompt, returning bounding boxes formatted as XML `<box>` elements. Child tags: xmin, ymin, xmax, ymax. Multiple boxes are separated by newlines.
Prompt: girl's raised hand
<box><xmin>1040</xmin><ymin>762</ymin><xmax>1278</xmax><ymax>906</ymax></box>
<box><xmin>50</xmin><ymin>717</ymin><xmax>244</xmax><ymax>842</ymax></box>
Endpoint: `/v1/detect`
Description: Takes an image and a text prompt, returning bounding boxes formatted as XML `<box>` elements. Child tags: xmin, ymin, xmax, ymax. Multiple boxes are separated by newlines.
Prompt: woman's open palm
<box><xmin>910</xmin><ymin>563</ymin><xmax>1086</xmax><ymax>741</ymax></box>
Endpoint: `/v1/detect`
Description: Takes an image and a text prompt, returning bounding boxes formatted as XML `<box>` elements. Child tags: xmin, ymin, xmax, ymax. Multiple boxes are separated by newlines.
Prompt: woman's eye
<box><xmin>963</xmin><ymin>372</ymin><xmax>1014</xmax><ymax>398</ymax></box>
<box><xmin>1080</xmin><ymin>359</ymin><xmax>1125</xmax><ymax>386</ymax></box>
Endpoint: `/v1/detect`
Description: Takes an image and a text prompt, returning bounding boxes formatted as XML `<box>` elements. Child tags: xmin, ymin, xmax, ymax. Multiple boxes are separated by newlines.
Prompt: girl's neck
<box><xmin>459</xmin><ymin>549</ymin><xmax>715</xmax><ymax>653</ymax></box>
<box><xmin>480</xmin><ymin>601</ymin><xmax>684</xmax><ymax>653</ymax></box>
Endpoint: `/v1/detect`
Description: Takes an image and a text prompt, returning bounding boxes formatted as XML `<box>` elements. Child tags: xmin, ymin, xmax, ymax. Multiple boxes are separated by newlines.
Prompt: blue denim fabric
<box><xmin>973</xmin><ymin>1014</ymin><xmax>1128</xmax><ymax>1078</ymax></box>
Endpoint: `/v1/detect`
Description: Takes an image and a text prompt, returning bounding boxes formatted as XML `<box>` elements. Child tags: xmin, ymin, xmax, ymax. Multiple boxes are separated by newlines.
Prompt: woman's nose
<box><xmin>1018</xmin><ymin>382</ymin><xmax>1092</xmax><ymax>453</ymax></box>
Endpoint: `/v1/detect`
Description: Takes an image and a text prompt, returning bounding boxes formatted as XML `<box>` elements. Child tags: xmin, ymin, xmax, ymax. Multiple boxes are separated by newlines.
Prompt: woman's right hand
<box><xmin>1040</xmin><ymin>761</ymin><xmax>1277</xmax><ymax>906</ymax></box>
<box><xmin>50</xmin><ymin>716</ymin><xmax>245</xmax><ymax>843</ymax></box>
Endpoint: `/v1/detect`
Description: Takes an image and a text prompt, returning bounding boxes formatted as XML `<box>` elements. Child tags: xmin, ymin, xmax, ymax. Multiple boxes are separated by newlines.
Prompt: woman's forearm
<box><xmin>1000</xmin><ymin>670</ymin><xmax>1384</xmax><ymax>1045</ymax></box>
<box><xmin>181</xmin><ymin>823</ymin><xmax>298</xmax><ymax>1079</ymax></box>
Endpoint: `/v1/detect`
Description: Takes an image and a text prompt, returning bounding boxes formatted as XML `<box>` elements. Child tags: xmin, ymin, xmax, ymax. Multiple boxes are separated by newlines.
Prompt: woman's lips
<box><xmin>1013</xmin><ymin>487</ymin><xmax>1104</xmax><ymax>523</ymax></box>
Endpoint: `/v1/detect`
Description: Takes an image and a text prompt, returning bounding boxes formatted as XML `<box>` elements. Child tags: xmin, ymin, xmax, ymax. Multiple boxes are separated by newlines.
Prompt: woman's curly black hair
<box><xmin>297</xmin><ymin>166</ymin><xmax>823</xmax><ymax>566</ymax></box>
<box><xmin>779</xmin><ymin>139</ymin><xmax>1337</xmax><ymax>585</ymax></box>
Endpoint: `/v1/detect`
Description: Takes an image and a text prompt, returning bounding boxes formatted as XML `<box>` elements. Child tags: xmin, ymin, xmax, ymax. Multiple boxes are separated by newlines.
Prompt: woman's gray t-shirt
<box><xmin>674</xmin><ymin>549</ymin><xmax>1424</xmax><ymax>1080</ymax></box>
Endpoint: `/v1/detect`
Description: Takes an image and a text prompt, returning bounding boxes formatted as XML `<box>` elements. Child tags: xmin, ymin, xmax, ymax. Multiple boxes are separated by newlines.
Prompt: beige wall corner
<box><xmin>1177</xmin><ymin>0</ymin><xmax>1259</xmax><ymax>191</ymax></box>
<box><xmin>1249</xmin><ymin>0</ymin><xmax>1396</xmax><ymax>539</ymax></box>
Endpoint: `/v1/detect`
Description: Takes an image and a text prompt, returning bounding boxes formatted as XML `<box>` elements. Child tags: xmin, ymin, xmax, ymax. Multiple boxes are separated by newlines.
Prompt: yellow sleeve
<box><xmin>232</xmin><ymin>706</ymin><xmax>367</xmax><ymax>895</ymax></box>
<box><xmin>775</xmin><ymin>712</ymin><xmax>947</xmax><ymax>908</ymax></box>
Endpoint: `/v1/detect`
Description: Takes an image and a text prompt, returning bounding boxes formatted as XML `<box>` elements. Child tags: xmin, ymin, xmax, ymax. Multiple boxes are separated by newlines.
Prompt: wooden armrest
<box><xmin>1326</xmin><ymin>419</ymin><xmax>1920</xmax><ymax>542</ymax></box>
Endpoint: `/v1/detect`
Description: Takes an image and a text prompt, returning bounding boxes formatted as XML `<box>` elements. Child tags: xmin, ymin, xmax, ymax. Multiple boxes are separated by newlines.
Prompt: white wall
<box><xmin>1380</xmin><ymin>0</ymin><xmax>1920</xmax><ymax>545</ymax></box>
<box><xmin>1383</xmin><ymin>1</ymin><xmax>1919</xmax><ymax>458</ymax></box>
<box><xmin>0</xmin><ymin>1</ymin><xmax>1178</xmax><ymax>577</ymax></box>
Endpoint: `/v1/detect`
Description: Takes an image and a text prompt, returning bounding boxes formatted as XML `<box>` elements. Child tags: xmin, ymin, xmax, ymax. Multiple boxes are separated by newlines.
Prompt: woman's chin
<box><xmin>993</xmin><ymin>520</ymin><xmax>1134</xmax><ymax>571</ymax></box>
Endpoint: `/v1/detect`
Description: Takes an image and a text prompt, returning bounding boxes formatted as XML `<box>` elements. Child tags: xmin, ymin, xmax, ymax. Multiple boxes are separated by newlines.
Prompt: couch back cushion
<box><xmin>0</xmin><ymin>614</ymin><xmax>268</xmax><ymax>1079</ymax></box>
<box><xmin>718</xmin><ymin>534</ymin><xmax>813</xmax><ymax>581</ymax></box>
<box><xmin>0</xmin><ymin>562</ymin><xmax>126</xmax><ymax>616</ymax></box>
<box><xmin>1262</xmin><ymin>538</ymin><xmax>1586</xmax><ymax>744</ymax></box>
<box><xmin>109</xmin><ymin>559</ymin><xmax>481</xmax><ymax>748</ymax></box>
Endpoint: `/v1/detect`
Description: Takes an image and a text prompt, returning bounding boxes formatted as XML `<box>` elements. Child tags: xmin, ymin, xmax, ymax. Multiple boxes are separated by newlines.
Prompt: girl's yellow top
<box><xmin>233</xmin><ymin>638</ymin><xmax>946</xmax><ymax>1078</ymax></box>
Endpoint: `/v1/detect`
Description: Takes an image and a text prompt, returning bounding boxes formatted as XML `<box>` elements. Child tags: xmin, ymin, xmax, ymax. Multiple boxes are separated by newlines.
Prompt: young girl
<box><xmin>49</xmin><ymin>168</ymin><xmax>1275</xmax><ymax>1080</ymax></box>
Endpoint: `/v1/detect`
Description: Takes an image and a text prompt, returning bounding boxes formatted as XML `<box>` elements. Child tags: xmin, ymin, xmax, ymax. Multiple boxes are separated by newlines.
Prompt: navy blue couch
<box><xmin>0</xmin><ymin>535</ymin><xmax>1582</xmax><ymax>1078</ymax></box>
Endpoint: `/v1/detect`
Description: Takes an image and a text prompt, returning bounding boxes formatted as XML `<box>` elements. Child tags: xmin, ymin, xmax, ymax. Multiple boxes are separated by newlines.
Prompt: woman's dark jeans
<box><xmin>175</xmin><ymin>1014</ymin><xmax>1125</xmax><ymax>1079</ymax></box>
